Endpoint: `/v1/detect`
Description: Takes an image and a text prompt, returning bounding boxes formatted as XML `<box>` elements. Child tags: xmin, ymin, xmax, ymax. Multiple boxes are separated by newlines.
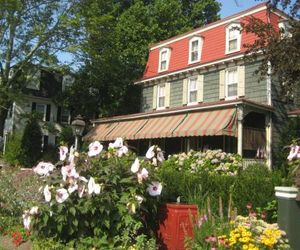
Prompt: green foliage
<box><xmin>3</xmin><ymin>133</ymin><xmax>23</xmax><ymax>166</ymax></box>
<box><xmin>41</xmin><ymin>145</ymin><xmax>59</xmax><ymax>163</ymax></box>
<box><xmin>20</xmin><ymin>116</ymin><xmax>42</xmax><ymax>166</ymax></box>
<box><xmin>159</xmin><ymin>159</ymin><xmax>283</xmax><ymax>216</ymax></box>
<box><xmin>0</xmin><ymin>167</ymin><xmax>42</xmax><ymax>229</ymax></box>
<box><xmin>30</xmin><ymin>146</ymin><xmax>160</xmax><ymax>248</ymax></box>
<box><xmin>57</xmin><ymin>126</ymin><xmax>74</xmax><ymax>147</ymax></box>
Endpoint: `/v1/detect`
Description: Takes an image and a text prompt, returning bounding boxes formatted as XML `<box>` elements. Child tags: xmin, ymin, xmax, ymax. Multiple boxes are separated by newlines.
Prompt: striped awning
<box><xmin>172</xmin><ymin>108</ymin><xmax>237</xmax><ymax>137</ymax></box>
<box><xmin>135</xmin><ymin>114</ymin><xmax>186</xmax><ymax>139</ymax></box>
<box><xmin>83</xmin><ymin>122</ymin><xmax>118</xmax><ymax>141</ymax></box>
<box><xmin>105</xmin><ymin>119</ymin><xmax>148</xmax><ymax>141</ymax></box>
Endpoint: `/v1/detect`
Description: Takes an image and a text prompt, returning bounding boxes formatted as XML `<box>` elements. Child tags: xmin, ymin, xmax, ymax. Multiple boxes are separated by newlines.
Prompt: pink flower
<box><xmin>109</xmin><ymin>137</ymin><xmax>123</xmax><ymax>149</ymax></box>
<box><xmin>59</xmin><ymin>146</ymin><xmax>68</xmax><ymax>161</ymax></box>
<box><xmin>44</xmin><ymin>185</ymin><xmax>51</xmax><ymax>202</ymax></box>
<box><xmin>157</xmin><ymin>150</ymin><xmax>165</xmax><ymax>162</ymax></box>
<box><xmin>147</xmin><ymin>181</ymin><xmax>162</xmax><ymax>196</ymax></box>
<box><xmin>246</xmin><ymin>203</ymin><xmax>252</xmax><ymax>210</ymax></box>
<box><xmin>117</xmin><ymin>146</ymin><xmax>128</xmax><ymax>157</ymax></box>
<box><xmin>88</xmin><ymin>141</ymin><xmax>103</xmax><ymax>157</ymax></box>
<box><xmin>61</xmin><ymin>164</ymin><xmax>79</xmax><ymax>181</ymax></box>
<box><xmin>56</xmin><ymin>188</ymin><xmax>69</xmax><ymax>203</ymax></box>
<box><xmin>249</xmin><ymin>211</ymin><xmax>257</xmax><ymax>217</ymax></box>
<box><xmin>33</xmin><ymin>162</ymin><xmax>54</xmax><ymax>176</ymax></box>
<box><xmin>137</xmin><ymin>168</ymin><xmax>149</xmax><ymax>183</ymax></box>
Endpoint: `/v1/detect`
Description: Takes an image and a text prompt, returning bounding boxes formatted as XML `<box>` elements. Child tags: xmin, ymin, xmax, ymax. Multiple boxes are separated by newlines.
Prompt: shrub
<box><xmin>41</xmin><ymin>144</ymin><xmax>59</xmax><ymax>162</ymax></box>
<box><xmin>27</xmin><ymin>141</ymin><xmax>162</xmax><ymax>248</ymax></box>
<box><xmin>20</xmin><ymin>116</ymin><xmax>42</xmax><ymax>166</ymax></box>
<box><xmin>57</xmin><ymin>126</ymin><xmax>74</xmax><ymax>147</ymax></box>
<box><xmin>3</xmin><ymin>133</ymin><xmax>23</xmax><ymax>166</ymax></box>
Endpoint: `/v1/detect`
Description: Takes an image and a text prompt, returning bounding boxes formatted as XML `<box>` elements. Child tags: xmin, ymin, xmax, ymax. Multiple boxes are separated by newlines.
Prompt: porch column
<box><xmin>265</xmin><ymin>113</ymin><xmax>272</xmax><ymax>169</ymax></box>
<box><xmin>237</xmin><ymin>106</ymin><xmax>243</xmax><ymax>156</ymax></box>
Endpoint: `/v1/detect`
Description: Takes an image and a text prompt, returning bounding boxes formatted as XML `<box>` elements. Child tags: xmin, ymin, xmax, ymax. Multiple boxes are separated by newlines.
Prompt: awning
<box><xmin>172</xmin><ymin>108</ymin><xmax>237</xmax><ymax>137</ymax></box>
<box><xmin>135</xmin><ymin>113</ymin><xmax>186</xmax><ymax>139</ymax></box>
<box><xmin>105</xmin><ymin>119</ymin><xmax>148</xmax><ymax>141</ymax></box>
<box><xmin>83</xmin><ymin>122</ymin><xmax>118</xmax><ymax>141</ymax></box>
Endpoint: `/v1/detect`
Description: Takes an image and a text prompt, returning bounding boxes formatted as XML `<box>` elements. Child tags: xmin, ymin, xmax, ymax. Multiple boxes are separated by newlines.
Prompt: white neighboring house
<box><xmin>3</xmin><ymin>68</ymin><xmax>74</xmax><ymax>151</ymax></box>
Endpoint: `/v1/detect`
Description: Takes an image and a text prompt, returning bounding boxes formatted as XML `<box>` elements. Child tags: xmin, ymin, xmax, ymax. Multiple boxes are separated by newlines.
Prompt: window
<box><xmin>226</xmin><ymin>23</ymin><xmax>241</xmax><ymax>54</ymax></box>
<box><xmin>225</xmin><ymin>68</ymin><xmax>238</xmax><ymax>99</ymax></box>
<box><xmin>158</xmin><ymin>48</ymin><xmax>170</xmax><ymax>72</ymax></box>
<box><xmin>157</xmin><ymin>84</ymin><xmax>166</xmax><ymax>109</ymax></box>
<box><xmin>62</xmin><ymin>75</ymin><xmax>75</xmax><ymax>91</ymax></box>
<box><xmin>278</xmin><ymin>20</ymin><xmax>291</xmax><ymax>38</ymax></box>
<box><xmin>189</xmin><ymin>36</ymin><xmax>203</xmax><ymax>64</ymax></box>
<box><xmin>61</xmin><ymin>108</ymin><xmax>70</xmax><ymax>123</ymax></box>
<box><xmin>188</xmin><ymin>78</ymin><xmax>198</xmax><ymax>104</ymax></box>
<box><xmin>35</xmin><ymin>103</ymin><xmax>47</xmax><ymax>121</ymax></box>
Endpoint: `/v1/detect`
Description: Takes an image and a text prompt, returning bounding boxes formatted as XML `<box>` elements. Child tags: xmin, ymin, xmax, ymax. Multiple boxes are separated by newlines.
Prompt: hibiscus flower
<box><xmin>88</xmin><ymin>177</ymin><xmax>101</xmax><ymax>195</ymax></box>
<box><xmin>131</xmin><ymin>158</ymin><xmax>140</xmax><ymax>173</ymax></box>
<box><xmin>33</xmin><ymin>162</ymin><xmax>54</xmax><ymax>176</ymax></box>
<box><xmin>22</xmin><ymin>212</ymin><xmax>31</xmax><ymax>230</ymax></box>
<box><xmin>61</xmin><ymin>164</ymin><xmax>79</xmax><ymax>181</ymax></box>
<box><xmin>147</xmin><ymin>181</ymin><xmax>162</xmax><ymax>196</ymax></box>
<box><xmin>44</xmin><ymin>185</ymin><xmax>51</xmax><ymax>202</ymax></box>
<box><xmin>146</xmin><ymin>145</ymin><xmax>155</xmax><ymax>159</ymax></box>
<box><xmin>137</xmin><ymin>168</ymin><xmax>149</xmax><ymax>183</ymax></box>
<box><xmin>56</xmin><ymin>188</ymin><xmax>69</xmax><ymax>203</ymax></box>
<box><xmin>109</xmin><ymin>137</ymin><xmax>123</xmax><ymax>149</ymax></box>
<box><xmin>59</xmin><ymin>146</ymin><xmax>68</xmax><ymax>161</ymax></box>
<box><xmin>88</xmin><ymin>141</ymin><xmax>103</xmax><ymax>157</ymax></box>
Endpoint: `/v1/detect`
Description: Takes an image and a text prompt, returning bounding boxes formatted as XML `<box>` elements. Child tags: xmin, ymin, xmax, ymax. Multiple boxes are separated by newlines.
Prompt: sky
<box><xmin>218</xmin><ymin>0</ymin><xmax>264</xmax><ymax>18</ymax></box>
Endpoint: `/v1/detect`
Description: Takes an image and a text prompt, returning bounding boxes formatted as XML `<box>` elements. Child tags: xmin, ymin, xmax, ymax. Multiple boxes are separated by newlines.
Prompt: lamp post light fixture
<box><xmin>71</xmin><ymin>115</ymin><xmax>85</xmax><ymax>150</ymax></box>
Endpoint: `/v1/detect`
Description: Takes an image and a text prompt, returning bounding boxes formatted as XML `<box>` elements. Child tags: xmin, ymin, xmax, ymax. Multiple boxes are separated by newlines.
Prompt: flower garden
<box><xmin>0</xmin><ymin>138</ymin><xmax>294</xmax><ymax>249</ymax></box>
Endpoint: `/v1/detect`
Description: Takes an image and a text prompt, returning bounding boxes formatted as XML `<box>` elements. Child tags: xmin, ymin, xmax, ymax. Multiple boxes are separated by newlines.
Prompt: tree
<box><xmin>0</xmin><ymin>0</ymin><xmax>80</xmax><ymax>136</ymax></box>
<box><xmin>61</xmin><ymin>0</ymin><xmax>221</xmax><ymax>119</ymax></box>
<box><xmin>20</xmin><ymin>115</ymin><xmax>42</xmax><ymax>166</ymax></box>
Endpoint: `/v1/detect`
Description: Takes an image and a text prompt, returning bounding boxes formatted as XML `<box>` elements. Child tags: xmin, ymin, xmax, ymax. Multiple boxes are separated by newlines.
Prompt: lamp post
<box><xmin>71</xmin><ymin>115</ymin><xmax>85</xmax><ymax>150</ymax></box>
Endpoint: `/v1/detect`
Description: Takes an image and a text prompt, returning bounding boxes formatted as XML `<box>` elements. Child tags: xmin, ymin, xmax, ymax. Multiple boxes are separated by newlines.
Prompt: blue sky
<box><xmin>218</xmin><ymin>0</ymin><xmax>264</xmax><ymax>17</ymax></box>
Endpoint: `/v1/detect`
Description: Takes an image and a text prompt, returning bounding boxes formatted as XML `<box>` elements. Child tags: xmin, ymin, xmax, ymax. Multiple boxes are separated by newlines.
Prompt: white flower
<box><xmin>61</xmin><ymin>164</ymin><xmax>79</xmax><ymax>181</ymax></box>
<box><xmin>88</xmin><ymin>141</ymin><xmax>103</xmax><ymax>157</ymax></box>
<box><xmin>117</xmin><ymin>145</ymin><xmax>128</xmax><ymax>157</ymax></box>
<box><xmin>146</xmin><ymin>145</ymin><xmax>155</xmax><ymax>159</ymax></box>
<box><xmin>137</xmin><ymin>168</ymin><xmax>149</xmax><ymax>183</ymax></box>
<box><xmin>147</xmin><ymin>181</ymin><xmax>162</xmax><ymax>196</ymax></box>
<box><xmin>135</xmin><ymin>195</ymin><xmax>143</xmax><ymax>204</ymax></box>
<box><xmin>88</xmin><ymin>177</ymin><xmax>101</xmax><ymax>195</ymax></box>
<box><xmin>79</xmin><ymin>176</ymin><xmax>88</xmax><ymax>183</ymax></box>
<box><xmin>109</xmin><ymin>137</ymin><xmax>123</xmax><ymax>149</ymax></box>
<box><xmin>68</xmin><ymin>183</ymin><xmax>78</xmax><ymax>194</ymax></box>
<box><xmin>68</xmin><ymin>145</ymin><xmax>75</xmax><ymax>164</ymax></box>
<box><xmin>44</xmin><ymin>185</ymin><xmax>51</xmax><ymax>202</ymax></box>
<box><xmin>56</xmin><ymin>188</ymin><xmax>69</xmax><ymax>203</ymax></box>
<box><xmin>131</xmin><ymin>158</ymin><xmax>140</xmax><ymax>173</ymax></box>
<box><xmin>78</xmin><ymin>185</ymin><xmax>86</xmax><ymax>198</ymax></box>
<box><xmin>29</xmin><ymin>206</ymin><xmax>39</xmax><ymax>215</ymax></box>
<box><xmin>33</xmin><ymin>162</ymin><xmax>54</xmax><ymax>176</ymax></box>
<box><xmin>22</xmin><ymin>212</ymin><xmax>31</xmax><ymax>230</ymax></box>
<box><xmin>59</xmin><ymin>146</ymin><xmax>68</xmax><ymax>161</ymax></box>
<box><xmin>157</xmin><ymin>151</ymin><xmax>165</xmax><ymax>162</ymax></box>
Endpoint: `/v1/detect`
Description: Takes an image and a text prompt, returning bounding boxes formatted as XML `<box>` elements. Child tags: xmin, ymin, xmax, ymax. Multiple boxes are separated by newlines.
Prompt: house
<box><xmin>84</xmin><ymin>3</ymin><xmax>294</xmax><ymax>168</ymax></box>
<box><xmin>3</xmin><ymin>67</ymin><xmax>73</xmax><ymax>151</ymax></box>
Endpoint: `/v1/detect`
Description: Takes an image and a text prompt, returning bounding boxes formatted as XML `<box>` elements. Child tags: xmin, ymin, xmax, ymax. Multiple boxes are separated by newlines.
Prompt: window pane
<box><xmin>189</xmin><ymin>91</ymin><xmax>197</xmax><ymax>103</ymax></box>
<box><xmin>159</xmin><ymin>85</ymin><xmax>165</xmax><ymax>96</ymax></box>
<box><xmin>228</xmin><ymin>83</ymin><xmax>237</xmax><ymax>97</ymax></box>
<box><xmin>36</xmin><ymin>104</ymin><xmax>45</xmax><ymax>120</ymax></box>
<box><xmin>161</xmin><ymin>51</ymin><xmax>167</xmax><ymax>60</ymax></box>
<box><xmin>159</xmin><ymin>97</ymin><xmax>165</xmax><ymax>107</ymax></box>
<box><xmin>191</xmin><ymin>51</ymin><xmax>198</xmax><ymax>62</ymax></box>
<box><xmin>192</xmin><ymin>40</ymin><xmax>198</xmax><ymax>51</ymax></box>
<box><xmin>189</xmin><ymin>79</ymin><xmax>197</xmax><ymax>90</ymax></box>
<box><xmin>160</xmin><ymin>61</ymin><xmax>166</xmax><ymax>71</ymax></box>
<box><xmin>228</xmin><ymin>69</ymin><xmax>237</xmax><ymax>83</ymax></box>
<box><xmin>229</xmin><ymin>39</ymin><xmax>237</xmax><ymax>51</ymax></box>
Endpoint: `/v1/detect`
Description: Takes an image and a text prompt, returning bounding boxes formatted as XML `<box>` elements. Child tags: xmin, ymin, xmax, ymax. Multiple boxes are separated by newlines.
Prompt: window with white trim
<box><xmin>188</xmin><ymin>77</ymin><xmax>198</xmax><ymax>104</ymax></box>
<box><xmin>225</xmin><ymin>68</ymin><xmax>238</xmax><ymax>99</ymax></box>
<box><xmin>36</xmin><ymin>103</ymin><xmax>47</xmax><ymax>121</ymax></box>
<box><xmin>189</xmin><ymin>37</ymin><xmax>202</xmax><ymax>64</ymax></box>
<box><xmin>157</xmin><ymin>84</ymin><xmax>166</xmax><ymax>109</ymax></box>
<box><xmin>226</xmin><ymin>23</ymin><xmax>241</xmax><ymax>54</ymax></box>
<box><xmin>158</xmin><ymin>48</ymin><xmax>170</xmax><ymax>72</ymax></box>
<box><xmin>278</xmin><ymin>20</ymin><xmax>291</xmax><ymax>38</ymax></box>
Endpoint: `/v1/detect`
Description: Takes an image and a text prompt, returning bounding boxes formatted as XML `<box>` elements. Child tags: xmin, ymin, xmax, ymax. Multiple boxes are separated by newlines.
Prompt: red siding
<box><xmin>142</xmin><ymin>7</ymin><xmax>282</xmax><ymax>81</ymax></box>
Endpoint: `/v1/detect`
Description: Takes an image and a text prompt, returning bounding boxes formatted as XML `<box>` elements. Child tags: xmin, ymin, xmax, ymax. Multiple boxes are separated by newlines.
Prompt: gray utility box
<box><xmin>275</xmin><ymin>186</ymin><xmax>300</xmax><ymax>250</ymax></box>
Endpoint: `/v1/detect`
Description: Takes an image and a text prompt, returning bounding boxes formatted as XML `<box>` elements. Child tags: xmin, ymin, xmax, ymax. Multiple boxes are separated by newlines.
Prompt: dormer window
<box><xmin>189</xmin><ymin>36</ymin><xmax>203</xmax><ymax>64</ymax></box>
<box><xmin>278</xmin><ymin>20</ymin><xmax>291</xmax><ymax>38</ymax></box>
<box><xmin>226</xmin><ymin>23</ymin><xmax>241</xmax><ymax>54</ymax></box>
<box><xmin>158</xmin><ymin>48</ymin><xmax>170</xmax><ymax>72</ymax></box>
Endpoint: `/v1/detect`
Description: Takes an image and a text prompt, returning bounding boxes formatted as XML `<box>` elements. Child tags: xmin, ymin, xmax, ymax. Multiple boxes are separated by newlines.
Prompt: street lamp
<box><xmin>71</xmin><ymin>115</ymin><xmax>85</xmax><ymax>150</ymax></box>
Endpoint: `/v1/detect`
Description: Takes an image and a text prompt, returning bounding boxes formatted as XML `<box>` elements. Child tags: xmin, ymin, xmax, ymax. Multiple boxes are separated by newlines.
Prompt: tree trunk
<box><xmin>0</xmin><ymin>108</ymin><xmax>8</xmax><ymax>137</ymax></box>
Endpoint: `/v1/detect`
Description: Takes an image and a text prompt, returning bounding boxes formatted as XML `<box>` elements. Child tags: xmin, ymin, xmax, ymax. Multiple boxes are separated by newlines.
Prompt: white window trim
<box><xmin>188</xmin><ymin>36</ymin><xmax>203</xmax><ymax>64</ymax></box>
<box><xmin>156</xmin><ymin>84</ymin><xmax>166</xmax><ymax>110</ymax></box>
<box><xmin>158</xmin><ymin>48</ymin><xmax>171</xmax><ymax>73</ymax></box>
<box><xmin>187</xmin><ymin>77</ymin><xmax>198</xmax><ymax>105</ymax></box>
<box><xmin>225</xmin><ymin>67</ymin><xmax>238</xmax><ymax>100</ymax></box>
<box><xmin>225</xmin><ymin>23</ymin><xmax>241</xmax><ymax>54</ymax></box>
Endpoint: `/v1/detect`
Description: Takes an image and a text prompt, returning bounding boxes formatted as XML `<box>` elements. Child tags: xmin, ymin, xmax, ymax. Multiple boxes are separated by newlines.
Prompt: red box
<box><xmin>157</xmin><ymin>203</ymin><xmax>198</xmax><ymax>250</ymax></box>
